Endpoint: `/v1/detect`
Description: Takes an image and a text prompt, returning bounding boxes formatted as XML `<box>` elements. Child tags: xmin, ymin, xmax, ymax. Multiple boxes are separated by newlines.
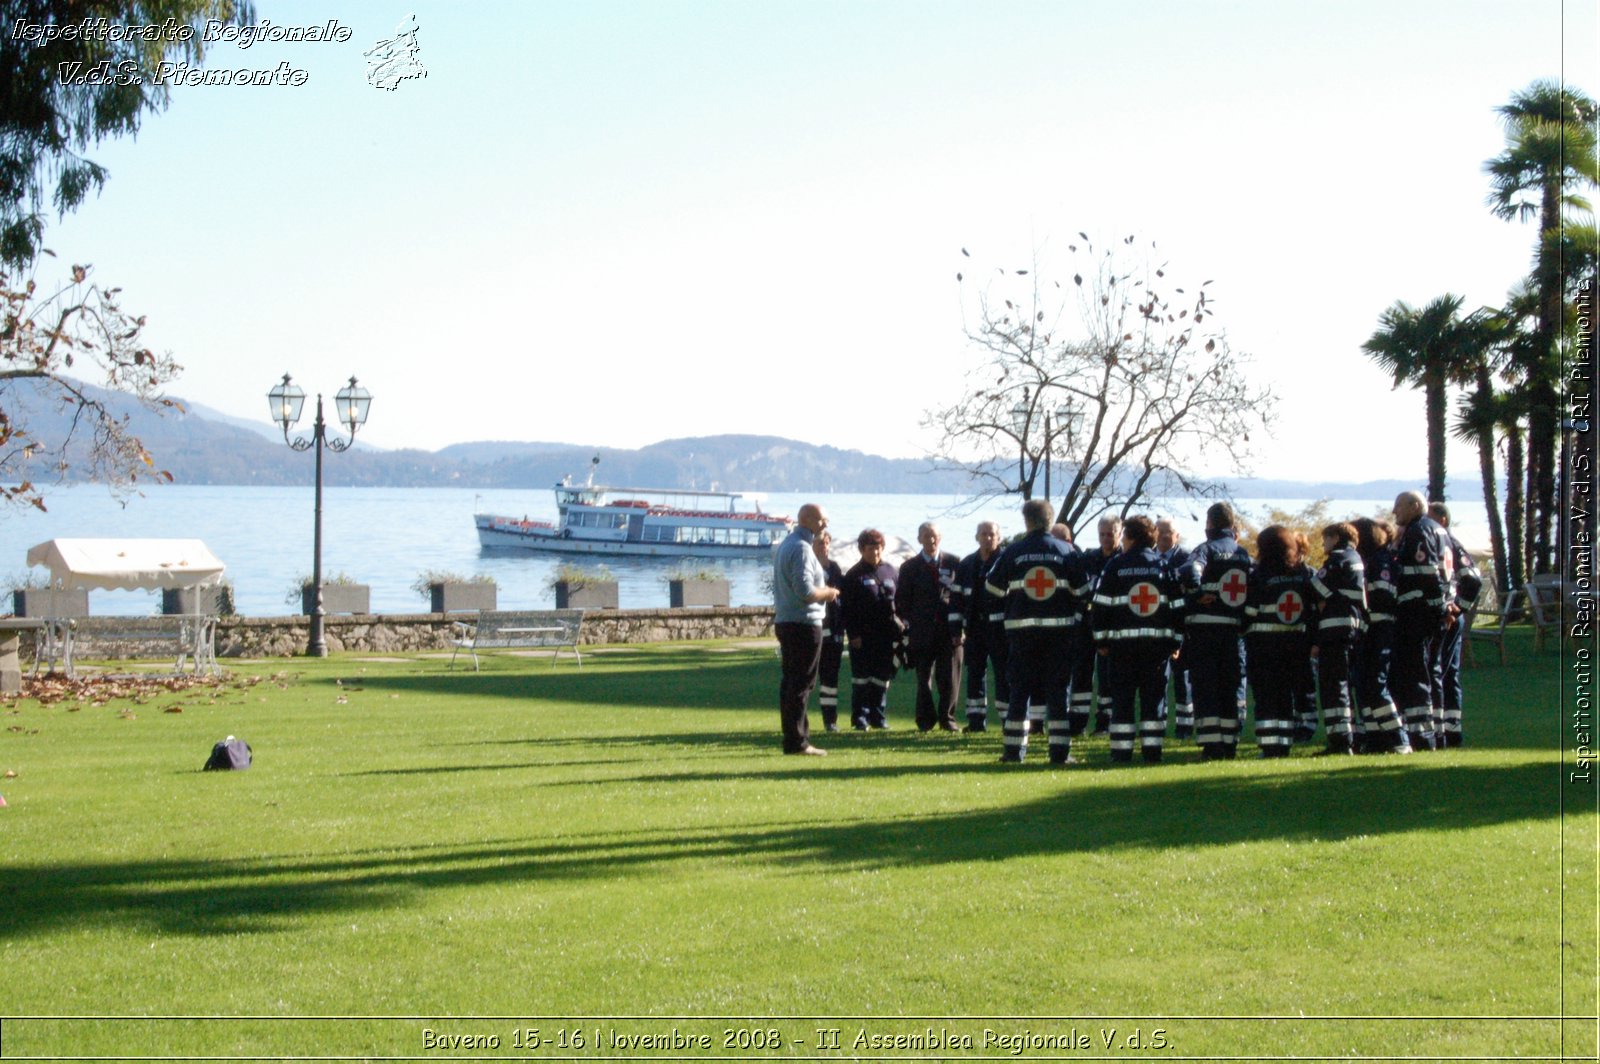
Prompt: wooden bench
<box><xmin>42</xmin><ymin>615</ymin><xmax>220</xmax><ymax>678</ymax></box>
<box><xmin>450</xmin><ymin>609</ymin><xmax>584</xmax><ymax>671</ymax></box>
<box><xmin>1464</xmin><ymin>592</ymin><xmax>1515</xmax><ymax>667</ymax></box>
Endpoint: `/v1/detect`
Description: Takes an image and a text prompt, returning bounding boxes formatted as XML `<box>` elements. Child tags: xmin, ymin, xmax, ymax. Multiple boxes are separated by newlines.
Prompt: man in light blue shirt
<box><xmin>773</xmin><ymin>503</ymin><xmax>839</xmax><ymax>755</ymax></box>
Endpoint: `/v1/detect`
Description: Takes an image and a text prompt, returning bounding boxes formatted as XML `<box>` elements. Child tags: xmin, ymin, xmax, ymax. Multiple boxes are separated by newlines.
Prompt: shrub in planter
<box><xmin>412</xmin><ymin>570</ymin><xmax>498</xmax><ymax>613</ymax></box>
<box><xmin>548</xmin><ymin>563</ymin><xmax>618</xmax><ymax>609</ymax></box>
<box><xmin>288</xmin><ymin>573</ymin><xmax>370</xmax><ymax>616</ymax></box>
<box><xmin>161</xmin><ymin>583</ymin><xmax>236</xmax><ymax>616</ymax></box>
<box><xmin>11</xmin><ymin>587</ymin><xmax>89</xmax><ymax>617</ymax></box>
<box><xmin>663</xmin><ymin>565</ymin><xmax>730</xmax><ymax>608</ymax></box>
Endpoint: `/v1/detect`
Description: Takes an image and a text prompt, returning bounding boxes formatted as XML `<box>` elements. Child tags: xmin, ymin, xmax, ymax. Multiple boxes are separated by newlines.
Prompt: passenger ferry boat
<box><xmin>475</xmin><ymin>480</ymin><xmax>793</xmax><ymax>558</ymax></box>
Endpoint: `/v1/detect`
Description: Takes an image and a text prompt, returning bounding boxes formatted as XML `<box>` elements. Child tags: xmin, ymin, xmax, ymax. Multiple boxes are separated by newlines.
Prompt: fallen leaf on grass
<box><xmin>3</xmin><ymin>769</ymin><xmax>15</xmax><ymax>778</ymax></box>
<box><xmin>164</xmin><ymin>706</ymin><xmax>182</xmax><ymax>714</ymax></box>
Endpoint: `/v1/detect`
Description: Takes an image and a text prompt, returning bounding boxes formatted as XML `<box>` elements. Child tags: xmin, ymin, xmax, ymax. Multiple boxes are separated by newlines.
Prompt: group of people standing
<box><xmin>771</xmin><ymin>493</ymin><xmax>1478</xmax><ymax>764</ymax></box>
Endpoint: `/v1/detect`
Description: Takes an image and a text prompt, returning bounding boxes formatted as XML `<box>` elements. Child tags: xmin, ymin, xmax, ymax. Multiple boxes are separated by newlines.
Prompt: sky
<box><xmin>25</xmin><ymin>0</ymin><xmax>1599</xmax><ymax>487</ymax></box>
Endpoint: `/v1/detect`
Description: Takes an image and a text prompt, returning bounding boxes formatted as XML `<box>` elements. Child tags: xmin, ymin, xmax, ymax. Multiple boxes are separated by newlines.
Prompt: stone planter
<box><xmin>12</xmin><ymin>588</ymin><xmax>89</xmax><ymax>617</ymax></box>
<box><xmin>161</xmin><ymin>586</ymin><xmax>233</xmax><ymax>616</ymax></box>
<box><xmin>554</xmin><ymin>581</ymin><xmax>618</xmax><ymax>610</ymax></box>
<box><xmin>429</xmin><ymin>581</ymin><xmax>497</xmax><ymax>613</ymax></box>
<box><xmin>669</xmin><ymin>578</ymin><xmax>730</xmax><ymax>608</ymax></box>
<box><xmin>300</xmin><ymin>584</ymin><xmax>371</xmax><ymax>616</ymax></box>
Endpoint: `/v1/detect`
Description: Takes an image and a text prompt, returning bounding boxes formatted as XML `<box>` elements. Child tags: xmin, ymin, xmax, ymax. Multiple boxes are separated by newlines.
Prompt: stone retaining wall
<box><xmin>212</xmin><ymin>606</ymin><xmax>776</xmax><ymax>658</ymax></box>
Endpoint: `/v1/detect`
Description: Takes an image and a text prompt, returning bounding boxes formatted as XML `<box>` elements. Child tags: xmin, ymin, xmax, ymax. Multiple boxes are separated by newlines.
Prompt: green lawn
<box><xmin>0</xmin><ymin>632</ymin><xmax>1592</xmax><ymax>1060</ymax></box>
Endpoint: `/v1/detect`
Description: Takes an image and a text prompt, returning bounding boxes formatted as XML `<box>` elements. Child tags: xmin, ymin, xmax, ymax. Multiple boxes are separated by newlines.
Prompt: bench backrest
<box><xmin>470</xmin><ymin>609</ymin><xmax>584</xmax><ymax>647</ymax></box>
<box><xmin>60</xmin><ymin>616</ymin><xmax>210</xmax><ymax>660</ymax></box>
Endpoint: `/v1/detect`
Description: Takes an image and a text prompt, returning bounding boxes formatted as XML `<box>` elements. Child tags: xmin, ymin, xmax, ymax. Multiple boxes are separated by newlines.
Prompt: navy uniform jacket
<box><xmin>1182</xmin><ymin>531</ymin><xmax>1252</xmax><ymax>633</ymax></box>
<box><xmin>1310</xmin><ymin>546</ymin><xmax>1366</xmax><ymax>640</ymax></box>
<box><xmin>1394</xmin><ymin>515</ymin><xmax>1451</xmax><ymax>619</ymax></box>
<box><xmin>953</xmin><ymin>549</ymin><xmax>1003</xmax><ymax>640</ymax></box>
<box><xmin>840</xmin><ymin>560</ymin><xmax>899</xmax><ymax>647</ymax></box>
<box><xmin>1092</xmin><ymin>547</ymin><xmax>1181</xmax><ymax>650</ymax></box>
<box><xmin>820</xmin><ymin>560</ymin><xmax>845</xmax><ymax>645</ymax></box>
<box><xmin>1244</xmin><ymin>563</ymin><xmax>1315</xmax><ymax>643</ymax></box>
<box><xmin>985</xmin><ymin>531</ymin><xmax>1091</xmax><ymax>632</ymax></box>
<box><xmin>1362</xmin><ymin>546</ymin><xmax>1399</xmax><ymax>633</ymax></box>
<box><xmin>1445</xmin><ymin>532</ymin><xmax>1482</xmax><ymax>612</ymax></box>
<box><xmin>895</xmin><ymin>551</ymin><xmax>962</xmax><ymax>651</ymax></box>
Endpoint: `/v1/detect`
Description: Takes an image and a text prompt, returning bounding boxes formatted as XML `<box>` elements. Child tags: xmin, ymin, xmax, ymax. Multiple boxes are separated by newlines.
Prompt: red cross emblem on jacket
<box><xmin>1220</xmin><ymin>570</ymin><xmax>1247</xmax><ymax>607</ymax></box>
<box><xmin>1129</xmin><ymin>581</ymin><xmax>1161</xmax><ymax>617</ymax></box>
<box><xmin>1275</xmin><ymin>590</ymin><xmax>1304</xmax><ymax>625</ymax></box>
<box><xmin>1022</xmin><ymin>566</ymin><xmax>1057</xmax><ymax>600</ymax></box>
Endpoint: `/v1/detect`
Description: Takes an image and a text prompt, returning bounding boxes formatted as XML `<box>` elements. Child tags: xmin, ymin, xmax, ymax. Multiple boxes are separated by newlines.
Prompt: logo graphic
<box><xmin>1219</xmin><ymin>569</ymin><xmax>1248</xmax><ymax>607</ymax></box>
<box><xmin>1274</xmin><ymin>590</ymin><xmax>1304</xmax><ymax>625</ymax></box>
<box><xmin>1128</xmin><ymin>581</ymin><xmax>1161</xmax><ymax>617</ymax></box>
<box><xmin>1021</xmin><ymin>566</ymin><xmax>1057</xmax><ymax>601</ymax></box>
<box><xmin>366</xmin><ymin>13</ymin><xmax>426</xmax><ymax>90</ymax></box>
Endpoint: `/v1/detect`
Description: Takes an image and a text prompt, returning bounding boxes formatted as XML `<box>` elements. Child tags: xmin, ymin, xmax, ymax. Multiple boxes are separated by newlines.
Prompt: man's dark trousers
<box><xmin>913</xmin><ymin>641</ymin><xmax>962</xmax><ymax>730</ymax></box>
<box><xmin>776</xmin><ymin>622</ymin><xmax>823</xmax><ymax>752</ymax></box>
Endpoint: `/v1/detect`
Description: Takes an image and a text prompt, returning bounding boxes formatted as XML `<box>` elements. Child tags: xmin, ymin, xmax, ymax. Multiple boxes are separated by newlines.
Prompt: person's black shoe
<box><xmin>1174</xmin><ymin>724</ymin><xmax>1193</xmax><ymax>740</ymax></box>
<box><xmin>824</xmin><ymin>722</ymin><xmax>839</xmax><ymax>733</ymax></box>
<box><xmin>963</xmin><ymin>719</ymin><xmax>987</xmax><ymax>733</ymax></box>
<box><xmin>870</xmin><ymin>721</ymin><xmax>891</xmax><ymax>730</ymax></box>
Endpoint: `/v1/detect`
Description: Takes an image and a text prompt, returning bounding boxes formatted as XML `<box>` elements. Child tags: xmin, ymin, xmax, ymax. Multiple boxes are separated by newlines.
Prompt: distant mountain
<box><xmin>0</xmin><ymin>378</ymin><xmax>1479</xmax><ymax>499</ymax></box>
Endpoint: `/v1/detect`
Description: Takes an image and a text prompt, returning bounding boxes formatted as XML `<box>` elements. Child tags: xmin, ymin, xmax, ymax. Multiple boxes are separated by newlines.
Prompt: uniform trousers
<box><xmin>911</xmin><ymin>639</ymin><xmax>962</xmax><ymax>731</ymax></box>
<box><xmin>963</xmin><ymin>626</ymin><xmax>1004</xmax><ymax>723</ymax></box>
<box><xmin>816</xmin><ymin>638</ymin><xmax>843</xmax><ymax>729</ymax></box>
<box><xmin>1296</xmin><ymin>654</ymin><xmax>1319</xmax><ymax>741</ymax></box>
<box><xmin>1392</xmin><ymin>609</ymin><xmax>1443</xmax><ymax>749</ymax></box>
<box><xmin>1189</xmin><ymin>627</ymin><xmax>1244</xmax><ymax>757</ymax></box>
<box><xmin>1428</xmin><ymin>616</ymin><xmax>1466</xmax><ymax>746</ymax></box>
<box><xmin>1352</xmin><ymin>626</ymin><xmax>1409</xmax><ymax>752</ymax></box>
<box><xmin>775</xmin><ymin>622</ymin><xmax>823</xmax><ymax>753</ymax></box>
<box><xmin>1106</xmin><ymin>642</ymin><xmax>1171</xmax><ymax>762</ymax></box>
<box><xmin>985</xmin><ymin>623</ymin><xmax>1011</xmax><ymax>723</ymax></box>
<box><xmin>1315</xmin><ymin>634</ymin><xmax>1355</xmax><ymax>750</ymax></box>
<box><xmin>849</xmin><ymin>640</ymin><xmax>895</xmax><ymax>728</ymax></box>
<box><xmin>1248</xmin><ymin>636</ymin><xmax>1304</xmax><ymax>757</ymax></box>
<box><xmin>1067</xmin><ymin>624</ymin><xmax>1097</xmax><ymax>734</ymax></box>
<box><xmin>1001</xmin><ymin>626</ymin><xmax>1074</xmax><ymax>762</ymax></box>
<box><xmin>1168</xmin><ymin>644</ymin><xmax>1193</xmax><ymax>732</ymax></box>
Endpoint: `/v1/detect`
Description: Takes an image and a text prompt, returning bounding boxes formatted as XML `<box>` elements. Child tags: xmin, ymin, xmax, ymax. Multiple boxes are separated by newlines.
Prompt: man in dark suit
<box><xmin>896</xmin><ymin>521</ymin><xmax>964</xmax><ymax>731</ymax></box>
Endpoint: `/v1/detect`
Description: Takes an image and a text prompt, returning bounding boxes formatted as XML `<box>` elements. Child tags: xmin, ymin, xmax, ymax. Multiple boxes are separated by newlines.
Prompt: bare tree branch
<box><xmin>924</xmin><ymin>236</ymin><xmax>1276</xmax><ymax>538</ymax></box>
<box><xmin>0</xmin><ymin>260</ymin><xmax>180</xmax><ymax>511</ymax></box>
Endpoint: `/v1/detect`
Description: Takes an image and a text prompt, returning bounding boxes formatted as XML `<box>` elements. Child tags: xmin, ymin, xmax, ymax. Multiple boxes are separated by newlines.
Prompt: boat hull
<box><xmin>476</xmin><ymin>522</ymin><xmax>777</xmax><ymax>559</ymax></box>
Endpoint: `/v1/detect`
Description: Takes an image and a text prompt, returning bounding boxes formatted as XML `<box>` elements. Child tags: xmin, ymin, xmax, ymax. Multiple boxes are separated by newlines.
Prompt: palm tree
<box><xmin>1484</xmin><ymin>80</ymin><xmax>1599</xmax><ymax>574</ymax></box>
<box><xmin>1361</xmin><ymin>294</ymin><xmax>1479</xmax><ymax>501</ymax></box>
<box><xmin>1452</xmin><ymin>368</ymin><xmax>1511</xmax><ymax>596</ymax></box>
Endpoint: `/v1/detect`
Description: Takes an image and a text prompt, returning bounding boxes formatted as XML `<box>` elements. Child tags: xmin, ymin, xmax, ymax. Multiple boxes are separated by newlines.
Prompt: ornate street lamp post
<box><xmin>1011</xmin><ymin>387</ymin><xmax>1082</xmax><ymax>507</ymax></box>
<box><xmin>1010</xmin><ymin>388</ymin><xmax>1032</xmax><ymax>498</ymax></box>
<box><xmin>267</xmin><ymin>373</ymin><xmax>372</xmax><ymax>657</ymax></box>
<box><xmin>1045</xmin><ymin>400</ymin><xmax>1083</xmax><ymax>506</ymax></box>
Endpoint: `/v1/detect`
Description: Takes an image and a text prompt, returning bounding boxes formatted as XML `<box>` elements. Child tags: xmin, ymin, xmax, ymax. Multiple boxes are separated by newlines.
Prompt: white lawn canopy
<box><xmin>25</xmin><ymin>538</ymin><xmax>226</xmax><ymax>592</ymax></box>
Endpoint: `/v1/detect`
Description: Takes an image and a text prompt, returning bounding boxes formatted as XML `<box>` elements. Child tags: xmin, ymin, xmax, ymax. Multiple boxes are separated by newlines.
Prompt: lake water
<box><xmin>0</xmin><ymin>485</ymin><xmax>1490</xmax><ymax>617</ymax></box>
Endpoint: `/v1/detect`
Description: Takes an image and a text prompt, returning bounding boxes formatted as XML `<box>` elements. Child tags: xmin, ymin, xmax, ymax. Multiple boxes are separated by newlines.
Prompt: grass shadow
<box><xmin>0</xmin><ymin>758</ymin><xmax>1560</xmax><ymax>939</ymax></box>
